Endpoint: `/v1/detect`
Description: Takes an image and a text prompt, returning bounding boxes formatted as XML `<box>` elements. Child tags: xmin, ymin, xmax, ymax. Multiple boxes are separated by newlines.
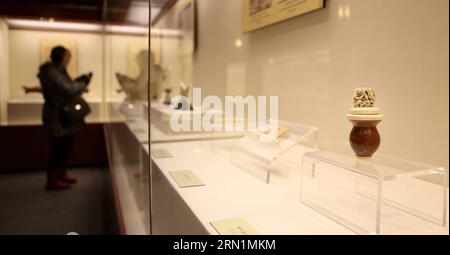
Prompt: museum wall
<box><xmin>9</xmin><ymin>29</ymin><xmax>104</xmax><ymax>101</ymax></box>
<box><xmin>8</xmin><ymin>29</ymin><xmax>147</xmax><ymax>102</ymax></box>
<box><xmin>193</xmin><ymin>0</ymin><xmax>449</xmax><ymax>169</ymax></box>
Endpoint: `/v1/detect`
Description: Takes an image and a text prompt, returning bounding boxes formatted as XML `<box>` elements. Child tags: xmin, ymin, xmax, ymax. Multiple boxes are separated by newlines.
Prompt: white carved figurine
<box><xmin>116</xmin><ymin>49</ymin><xmax>165</xmax><ymax>101</ymax></box>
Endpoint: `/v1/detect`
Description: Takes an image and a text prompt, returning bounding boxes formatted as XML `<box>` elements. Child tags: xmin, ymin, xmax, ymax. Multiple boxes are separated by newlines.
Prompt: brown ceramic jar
<box><xmin>349</xmin><ymin>119</ymin><xmax>381</xmax><ymax>158</ymax></box>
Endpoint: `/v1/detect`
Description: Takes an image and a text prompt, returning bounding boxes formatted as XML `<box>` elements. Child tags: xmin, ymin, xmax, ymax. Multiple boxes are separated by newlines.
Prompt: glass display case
<box><xmin>0</xmin><ymin>0</ymin><xmax>151</xmax><ymax>234</ymax></box>
<box><xmin>2</xmin><ymin>0</ymin><xmax>446</xmax><ymax>236</ymax></box>
<box><xmin>149</xmin><ymin>0</ymin><xmax>198</xmax><ymax>144</ymax></box>
<box><xmin>103</xmin><ymin>0</ymin><xmax>150</xmax><ymax>234</ymax></box>
<box><xmin>147</xmin><ymin>0</ymin><xmax>448</xmax><ymax>235</ymax></box>
<box><xmin>231</xmin><ymin>120</ymin><xmax>318</xmax><ymax>183</ymax></box>
<box><xmin>0</xmin><ymin>24</ymin><xmax>145</xmax><ymax>124</ymax></box>
<box><xmin>301</xmin><ymin>151</ymin><xmax>448</xmax><ymax>234</ymax></box>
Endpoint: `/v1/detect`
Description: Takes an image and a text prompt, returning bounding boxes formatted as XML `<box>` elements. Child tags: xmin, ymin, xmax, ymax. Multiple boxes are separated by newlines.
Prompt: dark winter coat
<box><xmin>37</xmin><ymin>62</ymin><xmax>89</xmax><ymax>137</ymax></box>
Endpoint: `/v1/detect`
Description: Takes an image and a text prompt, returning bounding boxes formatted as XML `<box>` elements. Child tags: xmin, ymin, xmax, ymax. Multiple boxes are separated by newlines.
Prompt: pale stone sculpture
<box><xmin>116</xmin><ymin>49</ymin><xmax>156</xmax><ymax>101</ymax></box>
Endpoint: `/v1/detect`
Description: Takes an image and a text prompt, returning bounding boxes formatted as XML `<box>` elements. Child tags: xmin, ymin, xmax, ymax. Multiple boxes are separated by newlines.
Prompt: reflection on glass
<box><xmin>116</xmin><ymin>49</ymin><xmax>149</xmax><ymax>102</ymax></box>
<box><xmin>344</xmin><ymin>5</ymin><xmax>351</xmax><ymax>18</ymax></box>
<box><xmin>103</xmin><ymin>0</ymin><xmax>150</xmax><ymax>235</ymax></box>
<box><xmin>150</xmin><ymin>0</ymin><xmax>196</xmax><ymax>139</ymax></box>
<box><xmin>338</xmin><ymin>5</ymin><xmax>351</xmax><ymax>19</ymax></box>
<box><xmin>0</xmin><ymin>0</ymin><xmax>151</xmax><ymax>234</ymax></box>
<box><xmin>235</xmin><ymin>38</ymin><xmax>243</xmax><ymax>48</ymax></box>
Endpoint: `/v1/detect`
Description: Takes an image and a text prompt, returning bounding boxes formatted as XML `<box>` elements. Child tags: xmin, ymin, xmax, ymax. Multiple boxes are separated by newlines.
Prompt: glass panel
<box><xmin>5</xmin><ymin>0</ymin><xmax>444</xmax><ymax>236</ymax></box>
<box><xmin>301</xmin><ymin>151</ymin><xmax>448</xmax><ymax>234</ymax></box>
<box><xmin>0</xmin><ymin>18</ymin><xmax>107</xmax><ymax>125</ymax></box>
<box><xmin>148</xmin><ymin>0</ymin><xmax>448</xmax><ymax>235</ymax></box>
<box><xmin>103</xmin><ymin>0</ymin><xmax>150</xmax><ymax>234</ymax></box>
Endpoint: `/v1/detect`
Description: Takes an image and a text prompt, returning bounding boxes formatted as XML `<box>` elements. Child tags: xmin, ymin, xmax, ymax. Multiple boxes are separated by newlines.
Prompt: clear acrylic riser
<box><xmin>301</xmin><ymin>151</ymin><xmax>448</xmax><ymax>234</ymax></box>
<box><xmin>147</xmin><ymin>102</ymin><xmax>247</xmax><ymax>144</ymax></box>
<box><xmin>149</xmin><ymin>102</ymin><xmax>204</xmax><ymax>135</ymax></box>
<box><xmin>230</xmin><ymin>120</ymin><xmax>318</xmax><ymax>184</ymax></box>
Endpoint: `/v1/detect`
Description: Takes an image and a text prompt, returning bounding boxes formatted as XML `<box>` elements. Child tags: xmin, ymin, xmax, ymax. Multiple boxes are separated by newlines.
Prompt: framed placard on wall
<box><xmin>243</xmin><ymin>0</ymin><xmax>326</xmax><ymax>32</ymax></box>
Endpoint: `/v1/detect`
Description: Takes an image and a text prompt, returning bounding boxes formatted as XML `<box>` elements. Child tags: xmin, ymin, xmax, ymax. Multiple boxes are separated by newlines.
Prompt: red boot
<box><xmin>60</xmin><ymin>169</ymin><xmax>77</xmax><ymax>184</ymax></box>
<box><xmin>46</xmin><ymin>170</ymin><xmax>70</xmax><ymax>190</ymax></box>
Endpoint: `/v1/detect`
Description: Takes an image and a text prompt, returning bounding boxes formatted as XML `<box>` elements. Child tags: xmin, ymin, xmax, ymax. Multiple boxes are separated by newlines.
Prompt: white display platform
<box><xmin>150</xmin><ymin>102</ymin><xmax>202</xmax><ymax>135</ymax></box>
<box><xmin>109</xmin><ymin>99</ymin><xmax>449</xmax><ymax>235</ymax></box>
<box><xmin>147</xmin><ymin>102</ymin><xmax>245</xmax><ymax>143</ymax></box>
<box><xmin>150</xmin><ymin>123</ymin><xmax>244</xmax><ymax>143</ymax></box>
<box><xmin>150</xmin><ymin>139</ymin><xmax>354</xmax><ymax>235</ymax></box>
<box><xmin>149</xmin><ymin>139</ymin><xmax>449</xmax><ymax>235</ymax></box>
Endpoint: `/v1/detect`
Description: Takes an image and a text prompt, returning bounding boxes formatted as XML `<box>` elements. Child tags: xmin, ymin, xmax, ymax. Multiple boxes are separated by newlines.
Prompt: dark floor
<box><xmin>0</xmin><ymin>167</ymin><xmax>119</xmax><ymax>235</ymax></box>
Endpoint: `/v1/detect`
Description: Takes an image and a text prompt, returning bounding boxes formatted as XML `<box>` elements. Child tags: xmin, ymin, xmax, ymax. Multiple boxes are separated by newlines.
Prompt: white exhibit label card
<box><xmin>210</xmin><ymin>218</ymin><xmax>259</xmax><ymax>235</ymax></box>
<box><xmin>151</xmin><ymin>148</ymin><xmax>173</xmax><ymax>158</ymax></box>
<box><xmin>169</xmin><ymin>170</ymin><xmax>205</xmax><ymax>188</ymax></box>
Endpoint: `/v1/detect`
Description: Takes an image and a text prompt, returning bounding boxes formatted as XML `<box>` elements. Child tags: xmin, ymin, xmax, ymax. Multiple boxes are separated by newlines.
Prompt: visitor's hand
<box><xmin>77</xmin><ymin>72</ymin><xmax>93</xmax><ymax>85</ymax></box>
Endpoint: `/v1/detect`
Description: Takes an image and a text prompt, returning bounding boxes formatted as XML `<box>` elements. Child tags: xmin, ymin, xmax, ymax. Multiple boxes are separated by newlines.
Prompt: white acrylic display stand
<box><xmin>301</xmin><ymin>150</ymin><xmax>449</xmax><ymax>234</ymax></box>
<box><xmin>147</xmin><ymin>102</ymin><xmax>246</xmax><ymax>143</ymax></box>
<box><xmin>150</xmin><ymin>102</ymin><xmax>203</xmax><ymax>135</ymax></box>
<box><xmin>231</xmin><ymin>120</ymin><xmax>318</xmax><ymax>183</ymax></box>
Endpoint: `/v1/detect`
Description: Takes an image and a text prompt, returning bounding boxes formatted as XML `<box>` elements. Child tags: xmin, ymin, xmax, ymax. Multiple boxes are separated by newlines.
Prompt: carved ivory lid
<box><xmin>347</xmin><ymin>88</ymin><xmax>383</xmax><ymax>121</ymax></box>
<box><xmin>347</xmin><ymin>113</ymin><xmax>383</xmax><ymax>121</ymax></box>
